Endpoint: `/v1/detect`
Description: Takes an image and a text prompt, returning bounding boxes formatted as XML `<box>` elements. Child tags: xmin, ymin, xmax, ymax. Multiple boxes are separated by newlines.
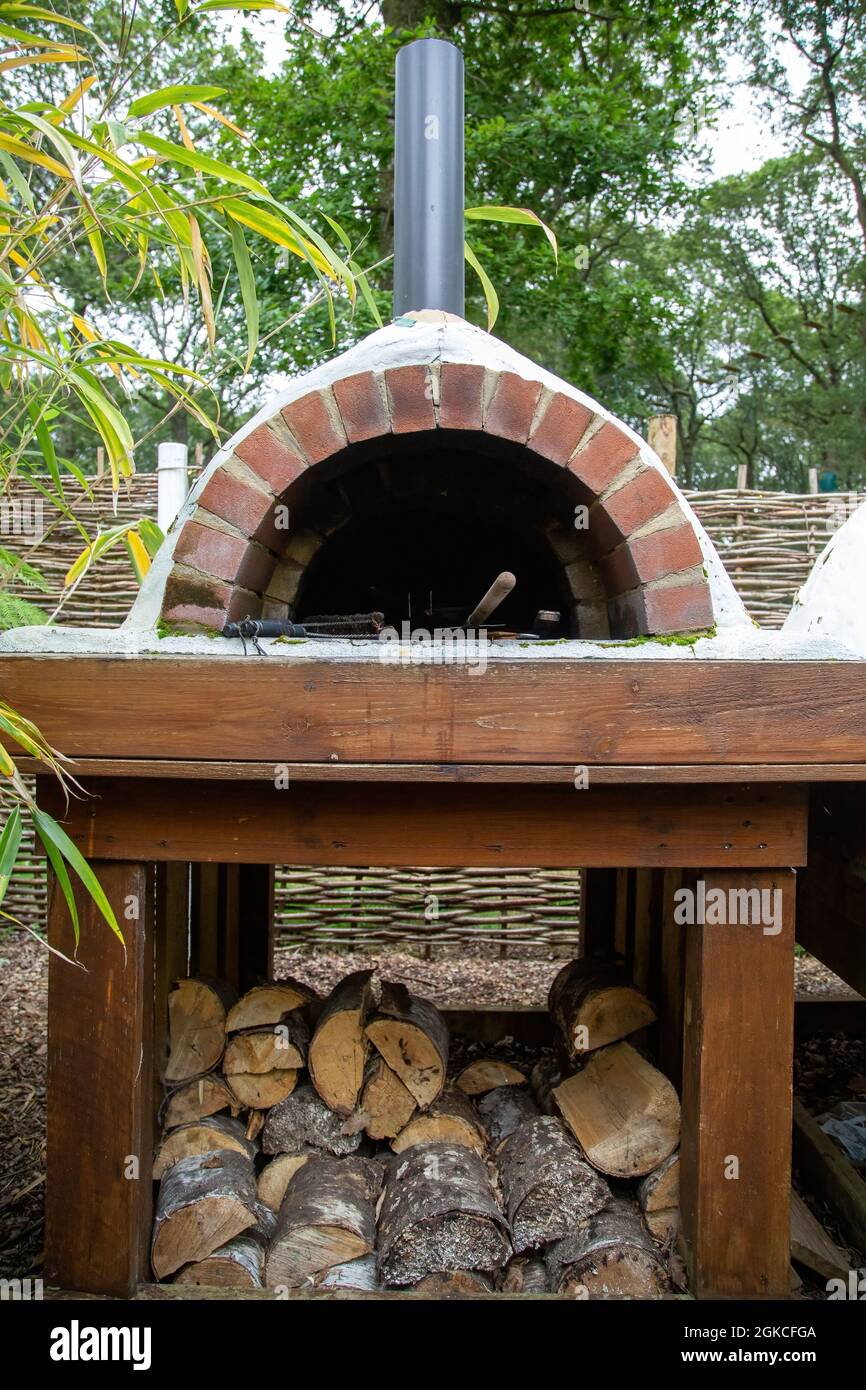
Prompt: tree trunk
<box><xmin>456</xmin><ymin>1059</ymin><xmax>527</xmax><ymax>1096</ymax></box>
<box><xmin>153</xmin><ymin>1115</ymin><xmax>257</xmax><ymax>1179</ymax></box>
<box><xmin>365</xmin><ymin>981</ymin><xmax>449</xmax><ymax>1109</ymax></box>
<box><xmin>166</xmin><ymin>977</ymin><xmax>237</xmax><ymax>1083</ymax></box>
<box><xmin>548</xmin><ymin>959</ymin><xmax>656</xmax><ymax>1059</ymax></box>
<box><xmin>163</xmin><ymin>1074</ymin><xmax>238</xmax><ymax>1129</ymax></box>
<box><xmin>225</xmin><ymin>980</ymin><xmax>317</xmax><ymax>1032</ymax></box>
<box><xmin>391</xmin><ymin>1088</ymin><xmax>487</xmax><ymax>1155</ymax></box>
<box><xmin>358</xmin><ymin>1055</ymin><xmax>417</xmax><ymax>1140</ymax></box>
<box><xmin>256</xmin><ymin>1150</ymin><xmax>315</xmax><ymax>1212</ymax></box>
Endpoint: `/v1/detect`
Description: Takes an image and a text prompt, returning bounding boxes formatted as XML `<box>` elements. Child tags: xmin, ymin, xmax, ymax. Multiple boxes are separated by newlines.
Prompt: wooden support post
<box><xmin>190</xmin><ymin>862</ymin><xmax>274</xmax><ymax>990</ymax></box>
<box><xmin>658</xmin><ymin>869</ymin><xmax>690</xmax><ymax>1090</ymax></box>
<box><xmin>680</xmin><ymin>869</ymin><xmax>795</xmax><ymax>1298</ymax></box>
<box><xmin>46</xmin><ymin>861</ymin><xmax>154</xmax><ymax>1297</ymax></box>
<box><xmin>154</xmin><ymin>863</ymin><xmax>189</xmax><ymax>1097</ymax></box>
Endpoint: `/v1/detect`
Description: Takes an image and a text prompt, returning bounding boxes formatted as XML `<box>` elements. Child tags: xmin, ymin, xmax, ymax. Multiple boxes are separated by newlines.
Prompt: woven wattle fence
<box><xmin>3</xmin><ymin>474</ymin><xmax>863</xmax><ymax>953</ymax></box>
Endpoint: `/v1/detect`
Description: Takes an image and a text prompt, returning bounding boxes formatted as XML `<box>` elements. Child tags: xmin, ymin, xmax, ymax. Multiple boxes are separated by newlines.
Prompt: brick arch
<box><xmin>162</xmin><ymin>363</ymin><xmax>714</xmax><ymax>636</ymax></box>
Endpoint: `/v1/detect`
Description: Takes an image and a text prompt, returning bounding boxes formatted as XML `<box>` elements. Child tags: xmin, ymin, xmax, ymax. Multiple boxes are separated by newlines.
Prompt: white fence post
<box><xmin>157</xmin><ymin>441</ymin><xmax>189</xmax><ymax>533</ymax></box>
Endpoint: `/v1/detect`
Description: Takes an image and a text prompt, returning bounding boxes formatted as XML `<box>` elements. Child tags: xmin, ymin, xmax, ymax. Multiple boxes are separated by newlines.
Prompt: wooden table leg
<box><xmin>46</xmin><ymin>860</ymin><xmax>154</xmax><ymax>1297</ymax></box>
<box><xmin>680</xmin><ymin>868</ymin><xmax>795</xmax><ymax>1298</ymax></box>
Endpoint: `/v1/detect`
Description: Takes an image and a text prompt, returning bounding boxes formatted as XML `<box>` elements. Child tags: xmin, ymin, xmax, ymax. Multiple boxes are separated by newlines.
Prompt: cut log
<box><xmin>392</xmin><ymin>1089</ymin><xmax>487</xmax><ymax>1156</ymax></box>
<box><xmin>500</xmin><ymin>1256</ymin><xmax>549</xmax><ymax>1294</ymax></box>
<box><xmin>153</xmin><ymin>1115</ymin><xmax>257</xmax><ymax>1179</ymax></box>
<box><xmin>359</xmin><ymin>1055</ymin><xmax>416</xmax><ymax>1140</ymax></box>
<box><xmin>226</xmin><ymin>1068</ymin><xmax>298</xmax><ymax>1111</ymax></box>
<box><xmin>790</xmin><ymin>1188</ymin><xmax>850</xmax><ymax>1282</ymax></box>
<box><xmin>412</xmin><ymin>1270</ymin><xmax>495</xmax><ymax>1296</ymax></box>
<box><xmin>477</xmin><ymin>1085</ymin><xmax>539</xmax><ymax>1148</ymax></box>
<box><xmin>223</xmin><ymin>1016</ymin><xmax>308</xmax><ymax>1074</ymax></box>
<box><xmin>364</xmin><ymin>981</ymin><xmax>448</xmax><ymax>1110</ymax></box>
<box><xmin>378</xmin><ymin>1142</ymin><xmax>511</xmax><ymax>1286</ymax></box>
<box><xmin>530</xmin><ymin>1055</ymin><xmax>563</xmax><ymax>1115</ymax></box>
<box><xmin>644</xmin><ymin>1207</ymin><xmax>679</xmax><ymax>1241</ymax></box>
<box><xmin>547</xmin><ymin>1197</ymin><xmax>670</xmax><ymax>1298</ymax></box>
<box><xmin>456</xmin><ymin>1059</ymin><xmax>527</xmax><ymax>1096</ymax></box>
<box><xmin>173</xmin><ymin>1207</ymin><xmax>275</xmax><ymax>1289</ymax></box>
<box><xmin>498</xmin><ymin>1115</ymin><xmax>610</xmax><ymax>1252</ymax></box>
<box><xmin>166</xmin><ymin>978</ymin><xmax>237</xmax><ymax>1083</ymax></box>
<box><xmin>638</xmin><ymin>1150</ymin><xmax>679</xmax><ymax>1213</ymax></box>
<box><xmin>264</xmin><ymin>1155</ymin><xmax>379</xmax><ymax>1288</ymax></box>
<box><xmin>262</xmin><ymin>1083</ymin><xmax>364</xmax><ymax>1157</ymax></box>
<box><xmin>308</xmin><ymin>971</ymin><xmax>374</xmax><ymax>1116</ymax></box>
<box><xmin>151</xmin><ymin>1149</ymin><xmax>258</xmax><ymax>1279</ymax></box>
<box><xmin>163</xmin><ymin>1074</ymin><xmax>238</xmax><ymax>1129</ymax></box>
<box><xmin>225</xmin><ymin>980</ymin><xmax>317</xmax><ymax>1032</ymax></box>
<box><xmin>257</xmin><ymin>1150</ymin><xmax>315</xmax><ymax>1212</ymax></box>
<box><xmin>553</xmin><ymin>1041</ymin><xmax>680</xmax><ymax>1178</ymax></box>
<box><xmin>317</xmin><ymin>1254</ymin><xmax>379</xmax><ymax>1291</ymax></box>
<box><xmin>638</xmin><ymin>1151</ymin><xmax>679</xmax><ymax>1241</ymax></box>
<box><xmin>549</xmin><ymin>959</ymin><xmax>656</xmax><ymax>1059</ymax></box>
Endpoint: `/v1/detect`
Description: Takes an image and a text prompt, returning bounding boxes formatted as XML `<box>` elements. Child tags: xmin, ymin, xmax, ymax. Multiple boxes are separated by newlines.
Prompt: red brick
<box><xmin>234</xmin><ymin>424</ymin><xmax>306</xmax><ymax>495</ymax></box>
<box><xmin>385</xmin><ymin>364</ymin><xmax>436</xmax><ymax>434</ymax></box>
<box><xmin>589</xmin><ymin>468</ymin><xmax>675</xmax><ymax>554</ymax></box>
<box><xmin>528</xmin><ymin>392</ymin><xmax>594</xmax><ymax>464</ymax></box>
<box><xmin>599</xmin><ymin>523</ymin><xmax>705</xmax><ymax>593</ymax></box>
<box><xmin>225</xmin><ymin>587</ymin><xmax>263</xmax><ymax>623</ymax></box>
<box><xmin>332</xmin><ymin>372</ymin><xmax>390</xmax><ymax>443</ymax></box>
<box><xmin>281</xmin><ymin>389</ymin><xmax>347</xmax><ymax>463</ymax></box>
<box><xmin>484</xmin><ymin>372</ymin><xmax>544</xmax><ymax>445</ymax></box>
<box><xmin>161</xmin><ymin>565</ymin><xmax>232</xmax><ymax>632</ymax></box>
<box><xmin>568</xmin><ymin>421</ymin><xmax>640</xmax><ymax>495</ymax></box>
<box><xmin>173</xmin><ymin>519</ymin><xmax>247</xmax><ymax>584</ymax></box>
<box><xmin>610</xmin><ymin>580</ymin><xmax>715</xmax><ymax>637</ymax></box>
<box><xmin>438</xmin><ymin>362</ymin><xmax>485</xmax><ymax>431</ymax></box>
<box><xmin>198</xmin><ymin>470</ymin><xmax>281</xmax><ymax>549</ymax></box>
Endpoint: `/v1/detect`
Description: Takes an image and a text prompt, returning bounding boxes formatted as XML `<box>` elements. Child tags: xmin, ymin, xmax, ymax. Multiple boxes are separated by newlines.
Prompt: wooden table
<box><xmin>4</xmin><ymin>652</ymin><xmax>866</xmax><ymax>1300</ymax></box>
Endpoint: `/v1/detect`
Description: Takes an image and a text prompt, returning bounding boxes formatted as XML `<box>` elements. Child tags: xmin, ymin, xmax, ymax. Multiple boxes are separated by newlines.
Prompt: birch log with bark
<box><xmin>546</xmin><ymin>1197</ymin><xmax>670</xmax><ymax>1297</ymax></box>
<box><xmin>497</xmin><ymin>1115</ymin><xmax>610</xmax><ymax>1252</ymax></box>
<box><xmin>477</xmin><ymin>1085</ymin><xmax>539</xmax><ymax>1148</ymax></box>
<box><xmin>391</xmin><ymin>1089</ymin><xmax>487</xmax><ymax>1155</ymax></box>
<box><xmin>456</xmin><ymin>1059</ymin><xmax>527</xmax><ymax>1096</ymax></box>
<box><xmin>638</xmin><ymin>1150</ymin><xmax>680</xmax><ymax>1240</ymax></box>
<box><xmin>378</xmin><ymin>1142</ymin><xmax>511</xmax><ymax>1286</ymax></box>
<box><xmin>359</xmin><ymin>1055</ymin><xmax>417</xmax><ymax>1140</ymax></box>
<box><xmin>173</xmin><ymin>1207</ymin><xmax>276</xmax><ymax>1289</ymax></box>
<box><xmin>500</xmin><ymin>1255</ymin><xmax>549</xmax><ymax>1294</ymax></box>
<box><xmin>264</xmin><ymin>1155</ymin><xmax>380</xmax><ymax>1288</ymax></box>
<box><xmin>262</xmin><ymin>1083</ymin><xmax>364</xmax><ymax>1157</ymax></box>
<box><xmin>365</xmin><ymin>982</ymin><xmax>448</xmax><ymax>1109</ymax></box>
<box><xmin>308</xmin><ymin>971</ymin><xmax>374</xmax><ymax>1115</ymax></box>
<box><xmin>151</xmin><ymin>1149</ymin><xmax>258</xmax><ymax>1279</ymax></box>
<box><xmin>549</xmin><ymin>960</ymin><xmax>656</xmax><ymax>1059</ymax></box>
<box><xmin>153</xmin><ymin>1115</ymin><xmax>257</xmax><ymax>1179</ymax></box>
<box><xmin>553</xmin><ymin>1042</ymin><xmax>680</xmax><ymax>1178</ymax></box>
<box><xmin>256</xmin><ymin>1150</ymin><xmax>315</xmax><ymax>1212</ymax></box>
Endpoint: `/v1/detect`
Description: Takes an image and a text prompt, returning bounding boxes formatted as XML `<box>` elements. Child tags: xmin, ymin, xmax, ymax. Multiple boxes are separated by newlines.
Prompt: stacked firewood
<box><xmin>151</xmin><ymin>962</ymin><xmax>681</xmax><ymax>1296</ymax></box>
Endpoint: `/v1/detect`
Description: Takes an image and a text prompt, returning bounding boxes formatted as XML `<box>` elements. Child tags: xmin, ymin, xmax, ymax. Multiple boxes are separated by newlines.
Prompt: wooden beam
<box><xmin>4</xmin><ymin>655</ymin><xmax>866</xmax><ymax>766</ymax></box>
<box><xmin>46</xmin><ymin>861</ymin><xmax>154</xmax><ymax>1297</ymax></box>
<box><xmin>38</xmin><ymin>779</ymin><xmax>808</xmax><ymax>869</ymax></box>
<box><xmin>680</xmin><ymin>869</ymin><xmax>796</xmax><ymax>1298</ymax></box>
<box><xmin>19</xmin><ymin>758</ymin><xmax>866</xmax><ymax>783</ymax></box>
<box><xmin>792</xmin><ymin>1098</ymin><xmax>866</xmax><ymax>1254</ymax></box>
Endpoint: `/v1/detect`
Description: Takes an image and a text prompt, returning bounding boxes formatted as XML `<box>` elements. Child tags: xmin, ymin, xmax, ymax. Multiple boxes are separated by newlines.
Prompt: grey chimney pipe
<box><xmin>393</xmin><ymin>38</ymin><xmax>465</xmax><ymax>318</ymax></box>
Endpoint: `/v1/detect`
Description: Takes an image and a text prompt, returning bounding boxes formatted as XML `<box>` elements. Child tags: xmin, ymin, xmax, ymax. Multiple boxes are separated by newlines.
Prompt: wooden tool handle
<box><xmin>466</xmin><ymin>571</ymin><xmax>516</xmax><ymax>627</ymax></box>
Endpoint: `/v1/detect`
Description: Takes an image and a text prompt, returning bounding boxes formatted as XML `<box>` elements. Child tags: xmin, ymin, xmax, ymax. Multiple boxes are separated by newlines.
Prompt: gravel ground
<box><xmin>0</xmin><ymin>929</ymin><xmax>862</xmax><ymax>1286</ymax></box>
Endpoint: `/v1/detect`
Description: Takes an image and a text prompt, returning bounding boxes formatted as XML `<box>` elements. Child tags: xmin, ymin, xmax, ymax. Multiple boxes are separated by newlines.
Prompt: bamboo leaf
<box><xmin>124</xmin><ymin>530</ymin><xmax>151</xmax><ymax>583</ymax></box>
<box><xmin>36</xmin><ymin>822</ymin><xmax>80</xmax><ymax>947</ymax></box>
<box><xmin>137</xmin><ymin>133</ymin><xmax>268</xmax><ymax>198</ymax></box>
<box><xmin>32</xmin><ymin>806</ymin><xmax>124</xmax><ymax>947</ymax></box>
<box><xmin>464</xmin><ymin>204</ymin><xmax>558</xmax><ymax>265</ymax></box>
<box><xmin>464</xmin><ymin>240</ymin><xmax>499</xmax><ymax>331</ymax></box>
<box><xmin>227</xmin><ymin>215</ymin><xmax>258</xmax><ymax>368</ymax></box>
<box><xmin>0</xmin><ymin>132</ymin><xmax>71</xmax><ymax>180</ymax></box>
<box><xmin>0</xmin><ymin>805</ymin><xmax>23</xmax><ymax>910</ymax></box>
<box><xmin>137</xmin><ymin>517</ymin><xmax>165</xmax><ymax>557</ymax></box>
<box><xmin>128</xmin><ymin>85</ymin><xmax>226</xmax><ymax>119</ymax></box>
